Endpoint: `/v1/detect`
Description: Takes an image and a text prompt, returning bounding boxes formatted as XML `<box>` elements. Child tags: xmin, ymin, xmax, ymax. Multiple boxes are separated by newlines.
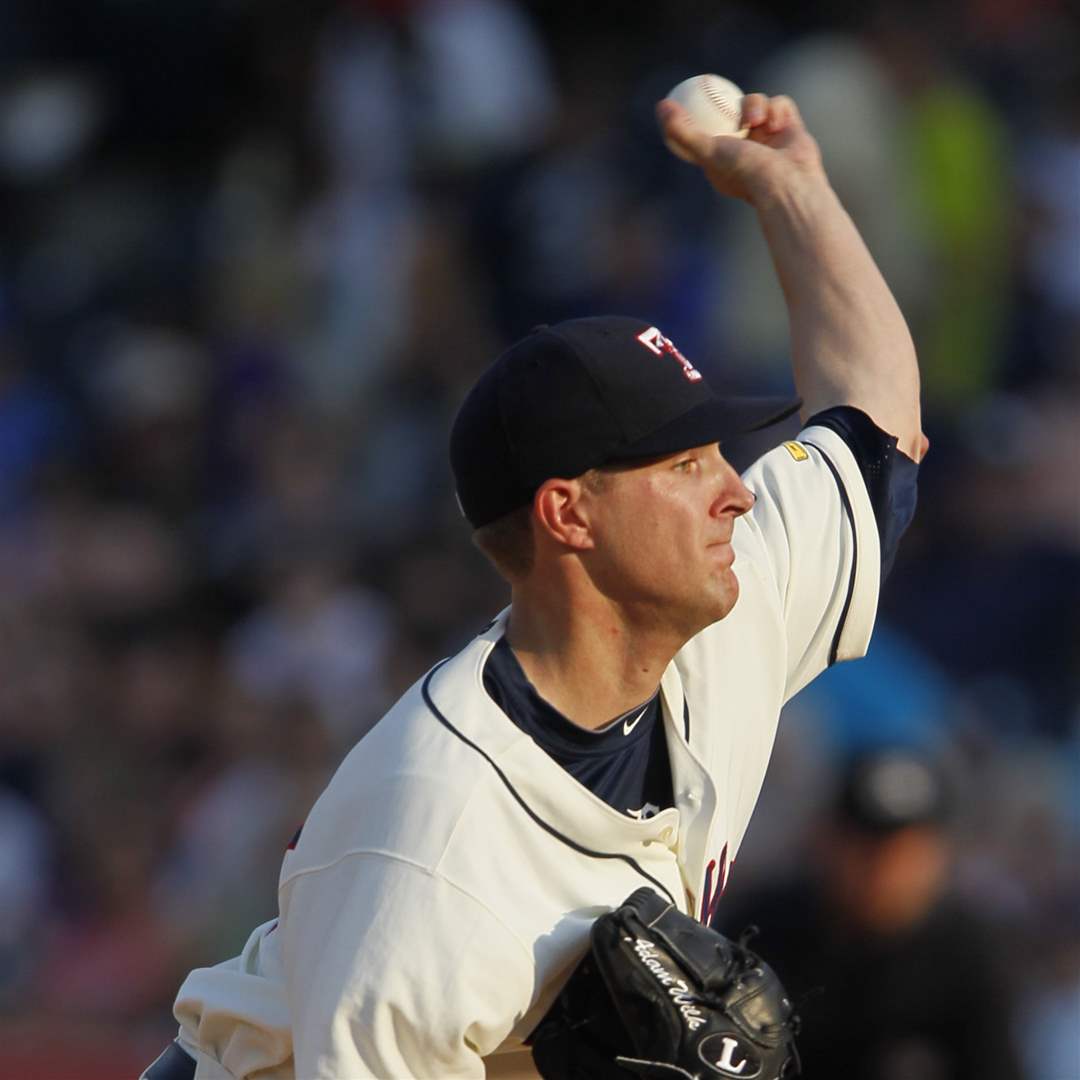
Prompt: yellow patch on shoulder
<box><xmin>783</xmin><ymin>441</ymin><xmax>809</xmax><ymax>462</ymax></box>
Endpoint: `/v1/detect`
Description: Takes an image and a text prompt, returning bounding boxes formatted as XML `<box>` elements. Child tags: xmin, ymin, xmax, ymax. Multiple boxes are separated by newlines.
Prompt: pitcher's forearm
<box><xmin>751</xmin><ymin>170</ymin><xmax>924</xmax><ymax>459</ymax></box>
<box><xmin>656</xmin><ymin>91</ymin><xmax>925</xmax><ymax>460</ymax></box>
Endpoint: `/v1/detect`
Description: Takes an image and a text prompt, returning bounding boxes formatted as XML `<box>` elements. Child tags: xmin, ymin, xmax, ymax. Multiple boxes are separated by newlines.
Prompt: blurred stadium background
<box><xmin>0</xmin><ymin>1</ymin><xmax>1076</xmax><ymax>1076</ymax></box>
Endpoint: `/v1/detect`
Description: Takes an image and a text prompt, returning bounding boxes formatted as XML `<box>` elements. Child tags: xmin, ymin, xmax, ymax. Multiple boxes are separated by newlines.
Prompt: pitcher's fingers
<box><xmin>655</xmin><ymin>99</ymin><xmax>712</xmax><ymax>162</ymax></box>
<box><xmin>766</xmin><ymin>94</ymin><xmax>801</xmax><ymax>133</ymax></box>
<box><xmin>741</xmin><ymin>93</ymin><xmax>769</xmax><ymax>131</ymax></box>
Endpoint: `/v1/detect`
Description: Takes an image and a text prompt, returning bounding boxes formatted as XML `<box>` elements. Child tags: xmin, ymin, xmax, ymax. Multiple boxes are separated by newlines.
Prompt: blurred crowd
<box><xmin>0</xmin><ymin>1</ymin><xmax>1076</xmax><ymax>1076</ymax></box>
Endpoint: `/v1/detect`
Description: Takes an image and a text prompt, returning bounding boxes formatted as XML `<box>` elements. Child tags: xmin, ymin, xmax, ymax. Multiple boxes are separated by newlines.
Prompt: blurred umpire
<box><xmin>714</xmin><ymin>748</ymin><xmax>1025</xmax><ymax>1079</ymax></box>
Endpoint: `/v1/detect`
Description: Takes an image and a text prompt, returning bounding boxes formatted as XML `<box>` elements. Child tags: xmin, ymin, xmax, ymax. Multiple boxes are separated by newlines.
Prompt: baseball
<box><xmin>663</xmin><ymin>74</ymin><xmax>748</xmax><ymax>160</ymax></box>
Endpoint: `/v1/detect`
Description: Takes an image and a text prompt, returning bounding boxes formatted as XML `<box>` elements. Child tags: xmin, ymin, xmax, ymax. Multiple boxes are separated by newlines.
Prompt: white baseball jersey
<box><xmin>170</xmin><ymin>422</ymin><xmax>880</xmax><ymax>1079</ymax></box>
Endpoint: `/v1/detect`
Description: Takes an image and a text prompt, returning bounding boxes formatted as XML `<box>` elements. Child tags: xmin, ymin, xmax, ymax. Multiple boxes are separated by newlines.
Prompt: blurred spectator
<box><xmin>225</xmin><ymin>547</ymin><xmax>396</xmax><ymax>741</ymax></box>
<box><xmin>717</xmin><ymin>31</ymin><xmax>929</xmax><ymax>388</ymax></box>
<box><xmin>882</xmin><ymin>395</ymin><xmax>1080</xmax><ymax>739</ymax></box>
<box><xmin>410</xmin><ymin>0</ymin><xmax>556</xmax><ymax>169</ymax></box>
<box><xmin>716</xmin><ymin>749</ymin><xmax>1026</xmax><ymax>1079</ymax></box>
<box><xmin>717</xmin><ymin>5</ymin><xmax>1013</xmax><ymax>414</ymax></box>
<box><xmin>1019</xmin><ymin>897</ymin><xmax>1080</xmax><ymax>1080</ymax></box>
<box><xmin>0</xmin><ymin>789</ymin><xmax>50</xmax><ymax>1006</ymax></box>
<box><xmin>0</xmin><ymin>329</ymin><xmax>75</xmax><ymax>518</ymax></box>
<box><xmin>204</xmin><ymin>407</ymin><xmax>361</xmax><ymax>591</ymax></box>
<box><xmin>79</xmin><ymin>322</ymin><xmax>211</xmax><ymax>516</ymax></box>
<box><xmin>158</xmin><ymin>685</ymin><xmax>338</xmax><ymax>961</ymax></box>
<box><xmin>33</xmin><ymin>762</ymin><xmax>183</xmax><ymax>1021</ymax></box>
<box><xmin>1014</xmin><ymin>68</ymin><xmax>1080</xmax><ymax>382</ymax></box>
<box><xmin>0</xmin><ymin>68</ymin><xmax>105</xmax><ymax>187</ymax></box>
<box><xmin>792</xmin><ymin>621</ymin><xmax>954</xmax><ymax>754</ymax></box>
<box><xmin>876</xmin><ymin>3</ymin><xmax>1012</xmax><ymax>413</ymax></box>
<box><xmin>301</xmin><ymin>0</ymin><xmax>555</xmax><ymax>409</ymax></box>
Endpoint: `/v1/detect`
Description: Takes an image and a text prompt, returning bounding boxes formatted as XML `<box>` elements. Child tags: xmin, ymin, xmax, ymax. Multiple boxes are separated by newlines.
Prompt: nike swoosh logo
<box><xmin>623</xmin><ymin>707</ymin><xmax>648</xmax><ymax>735</ymax></box>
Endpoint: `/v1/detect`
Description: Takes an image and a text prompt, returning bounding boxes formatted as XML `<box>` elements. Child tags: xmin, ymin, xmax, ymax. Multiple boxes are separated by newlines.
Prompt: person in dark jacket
<box><xmin>715</xmin><ymin>748</ymin><xmax>1025</xmax><ymax>1080</ymax></box>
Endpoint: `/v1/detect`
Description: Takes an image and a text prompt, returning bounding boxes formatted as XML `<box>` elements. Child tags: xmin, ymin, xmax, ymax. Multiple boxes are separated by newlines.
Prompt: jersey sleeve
<box><xmin>280</xmin><ymin>852</ymin><xmax>535</xmax><ymax>1078</ymax></box>
<box><xmin>739</xmin><ymin>422</ymin><xmax>881</xmax><ymax>700</ymax></box>
<box><xmin>803</xmin><ymin>404</ymin><xmax>920</xmax><ymax>581</ymax></box>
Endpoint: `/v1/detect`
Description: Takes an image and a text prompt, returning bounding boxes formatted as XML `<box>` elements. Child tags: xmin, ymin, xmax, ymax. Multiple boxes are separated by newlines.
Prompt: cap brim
<box><xmin>604</xmin><ymin>394</ymin><xmax>802</xmax><ymax>463</ymax></box>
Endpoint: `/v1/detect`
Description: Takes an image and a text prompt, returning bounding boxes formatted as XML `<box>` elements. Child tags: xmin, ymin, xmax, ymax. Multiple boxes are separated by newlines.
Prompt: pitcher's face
<box><xmin>581</xmin><ymin>443</ymin><xmax>755</xmax><ymax>636</ymax></box>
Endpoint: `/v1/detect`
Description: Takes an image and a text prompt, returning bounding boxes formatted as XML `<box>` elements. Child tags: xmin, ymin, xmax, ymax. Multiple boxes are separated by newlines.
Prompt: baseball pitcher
<box><xmin>140</xmin><ymin>90</ymin><xmax>925</xmax><ymax>1079</ymax></box>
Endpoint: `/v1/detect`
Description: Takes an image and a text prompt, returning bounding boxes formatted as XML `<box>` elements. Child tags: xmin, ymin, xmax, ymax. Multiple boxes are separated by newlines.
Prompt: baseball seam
<box><xmin>702</xmin><ymin>79</ymin><xmax>739</xmax><ymax>119</ymax></box>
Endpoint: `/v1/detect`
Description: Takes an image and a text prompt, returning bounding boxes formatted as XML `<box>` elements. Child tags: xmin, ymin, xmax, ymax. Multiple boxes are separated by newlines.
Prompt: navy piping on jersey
<box><xmin>420</xmin><ymin>659</ymin><xmax>679</xmax><ymax>908</ymax></box>
<box><xmin>803</xmin><ymin>441</ymin><xmax>857</xmax><ymax>667</ymax></box>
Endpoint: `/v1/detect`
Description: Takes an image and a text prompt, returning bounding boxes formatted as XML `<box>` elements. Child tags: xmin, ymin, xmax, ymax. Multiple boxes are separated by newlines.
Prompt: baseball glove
<box><xmin>531</xmin><ymin>887</ymin><xmax>800</xmax><ymax>1079</ymax></box>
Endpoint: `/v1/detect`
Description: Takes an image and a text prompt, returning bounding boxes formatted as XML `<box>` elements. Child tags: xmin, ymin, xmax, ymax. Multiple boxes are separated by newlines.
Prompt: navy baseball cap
<box><xmin>834</xmin><ymin>750</ymin><xmax>950</xmax><ymax>834</ymax></box>
<box><xmin>450</xmin><ymin>315</ymin><xmax>800</xmax><ymax>528</ymax></box>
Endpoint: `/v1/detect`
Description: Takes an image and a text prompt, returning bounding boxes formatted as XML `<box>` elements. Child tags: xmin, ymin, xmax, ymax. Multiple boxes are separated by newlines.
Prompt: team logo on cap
<box><xmin>636</xmin><ymin>327</ymin><xmax>702</xmax><ymax>382</ymax></box>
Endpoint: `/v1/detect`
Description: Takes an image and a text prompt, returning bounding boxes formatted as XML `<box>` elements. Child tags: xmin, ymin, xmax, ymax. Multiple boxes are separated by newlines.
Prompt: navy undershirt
<box><xmin>482</xmin><ymin>410</ymin><xmax>917</xmax><ymax>818</ymax></box>
<box><xmin>483</xmin><ymin>637</ymin><xmax>674</xmax><ymax>820</ymax></box>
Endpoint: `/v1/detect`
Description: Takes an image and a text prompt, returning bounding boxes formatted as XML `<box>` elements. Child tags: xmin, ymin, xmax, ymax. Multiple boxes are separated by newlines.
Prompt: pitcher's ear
<box><xmin>533</xmin><ymin>478</ymin><xmax>595</xmax><ymax>551</ymax></box>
